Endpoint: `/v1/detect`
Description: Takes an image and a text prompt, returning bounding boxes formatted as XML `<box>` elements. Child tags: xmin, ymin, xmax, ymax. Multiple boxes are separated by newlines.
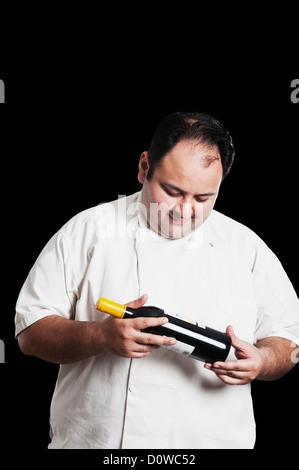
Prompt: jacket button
<box><xmin>129</xmin><ymin>384</ymin><xmax>136</xmax><ymax>393</ymax></box>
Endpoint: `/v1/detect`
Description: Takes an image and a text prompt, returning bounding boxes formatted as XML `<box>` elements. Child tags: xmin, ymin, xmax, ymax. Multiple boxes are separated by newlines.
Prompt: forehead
<box><xmin>154</xmin><ymin>140</ymin><xmax>223</xmax><ymax>187</ymax></box>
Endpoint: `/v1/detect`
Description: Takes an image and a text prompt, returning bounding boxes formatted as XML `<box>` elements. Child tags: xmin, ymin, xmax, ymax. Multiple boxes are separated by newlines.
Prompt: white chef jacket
<box><xmin>15</xmin><ymin>191</ymin><xmax>299</xmax><ymax>449</ymax></box>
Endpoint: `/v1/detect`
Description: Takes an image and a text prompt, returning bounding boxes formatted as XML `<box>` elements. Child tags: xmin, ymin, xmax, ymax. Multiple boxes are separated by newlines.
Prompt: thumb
<box><xmin>125</xmin><ymin>293</ymin><xmax>148</xmax><ymax>310</ymax></box>
<box><xmin>226</xmin><ymin>325</ymin><xmax>246</xmax><ymax>351</ymax></box>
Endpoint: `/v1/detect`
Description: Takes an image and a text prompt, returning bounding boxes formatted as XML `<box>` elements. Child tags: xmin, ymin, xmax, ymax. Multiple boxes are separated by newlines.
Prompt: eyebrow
<box><xmin>161</xmin><ymin>182</ymin><xmax>216</xmax><ymax>197</ymax></box>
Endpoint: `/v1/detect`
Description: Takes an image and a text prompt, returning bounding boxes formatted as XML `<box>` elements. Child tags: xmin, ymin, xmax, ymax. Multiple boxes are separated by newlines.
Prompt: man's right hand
<box><xmin>100</xmin><ymin>294</ymin><xmax>177</xmax><ymax>358</ymax></box>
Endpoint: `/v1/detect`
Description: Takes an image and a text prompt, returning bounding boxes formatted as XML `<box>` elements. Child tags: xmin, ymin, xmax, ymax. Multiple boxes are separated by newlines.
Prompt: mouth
<box><xmin>169</xmin><ymin>212</ymin><xmax>191</xmax><ymax>226</ymax></box>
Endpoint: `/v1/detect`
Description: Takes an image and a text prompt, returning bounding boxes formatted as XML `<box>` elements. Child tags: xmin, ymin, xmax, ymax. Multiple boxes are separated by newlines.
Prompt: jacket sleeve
<box><xmin>15</xmin><ymin>231</ymin><xmax>78</xmax><ymax>336</ymax></box>
<box><xmin>253</xmin><ymin>240</ymin><xmax>299</xmax><ymax>347</ymax></box>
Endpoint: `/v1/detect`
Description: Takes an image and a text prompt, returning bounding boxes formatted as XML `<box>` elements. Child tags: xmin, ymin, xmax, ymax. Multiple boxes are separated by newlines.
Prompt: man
<box><xmin>15</xmin><ymin>112</ymin><xmax>299</xmax><ymax>449</ymax></box>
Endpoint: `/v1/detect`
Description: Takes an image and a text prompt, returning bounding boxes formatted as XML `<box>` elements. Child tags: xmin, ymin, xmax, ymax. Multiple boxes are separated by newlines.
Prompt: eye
<box><xmin>162</xmin><ymin>185</ymin><xmax>181</xmax><ymax>197</ymax></box>
<box><xmin>195</xmin><ymin>196</ymin><xmax>209</xmax><ymax>203</ymax></box>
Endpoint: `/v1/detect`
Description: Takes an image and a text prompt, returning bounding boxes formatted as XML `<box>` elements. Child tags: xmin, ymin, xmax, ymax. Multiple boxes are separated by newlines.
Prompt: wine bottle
<box><xmin>96</xmin><ymin>298</ymin><xmax>231</xmax><ymax>363</ymax></box>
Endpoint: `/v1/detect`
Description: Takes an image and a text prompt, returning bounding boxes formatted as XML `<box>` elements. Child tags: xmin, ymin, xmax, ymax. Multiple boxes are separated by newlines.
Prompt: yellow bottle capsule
<box><xmin>96</xmin><ymin>298</ymin><xmax>127</xmax><ymax>318</ymax></box>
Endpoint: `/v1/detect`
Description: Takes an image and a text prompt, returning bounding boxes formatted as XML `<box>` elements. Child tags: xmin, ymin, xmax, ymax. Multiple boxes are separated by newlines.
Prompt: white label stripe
<box><xmin>161</xmin><ymin>323</ymin><xmax>226</xmax><ymax>349</ymax></box>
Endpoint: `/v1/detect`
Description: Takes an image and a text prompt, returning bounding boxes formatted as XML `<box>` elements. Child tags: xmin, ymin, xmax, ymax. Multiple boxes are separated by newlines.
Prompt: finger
<box><xmin>215</xmin><ymin>373</ymin><xmax>249</xmax><ymax>385</ymax></box>
<box><xmin>205</xmin><ymin>362</ymin><xmax>247</xmax><ymax>375</ymax></box>
<box><xmin>125</xmin><ymin>293</ymin><xmax>148</xmax><ymax>309</ymax></box>
<box><xmin>211</xmin><ymin>360</ymin><xmax>252</xmax><ymax>372</ymax></box>
<box><xmin>131</xmin><ymin>342</ymin><xmax>158</xmax><ymax>354</ymax></box>
<box><xmin>204</xmin><ymin>362</ymin><xmax>253</xmax><ymax>385</ymax></box>
<box><xmin>132</xmin><ymin>315</ymin><xmax>169</xmax><ymax>330</ymax></box>
<box><xmin>139</xmin><ymin>331</ymin><xmax>176</xmax><ymax>347</ymax></box>
<box><xmin>129</xmin><ymin>339</ymin><xmax>168</xmax><ymax>358</ymax></box>
<box><xmin>206</xmin><ymin>365</ymin><xmax>252</xmax><ymax>383</ymax></box>
<box><xmin>212</xmin><ymin>368</ymin><xmax>250</xmax><ymax>379</ymax></box>
<box><xmin>130</xmin><ymin>349</ymin><xmax>154</xmax><ymax>358</ymax></box>
<box><xmin>132</xmin><ymin>324</ymin><xmax>176</xmax><ymax>346</ymax></box>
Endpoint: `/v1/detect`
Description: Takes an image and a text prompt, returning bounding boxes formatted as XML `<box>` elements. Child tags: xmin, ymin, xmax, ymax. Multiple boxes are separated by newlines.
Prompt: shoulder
<box><xmin>207</xmin><ymin>209</ymin><xmax>276</xmax><ymax>261</ymax></box>
<box><xmin>208</xmin><ymin>209</ymin><xmax>262</xmax><ymax>241</ymax></box>
<box><xmin>58</xmin><ymin>192</ymin><xmax>140</xmax><ymax>241</ymax></box>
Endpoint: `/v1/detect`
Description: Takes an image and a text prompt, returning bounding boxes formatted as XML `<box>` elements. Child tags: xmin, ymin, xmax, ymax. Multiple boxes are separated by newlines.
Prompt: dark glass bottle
<box><xmin>96</xmin><ymin>297</ymin><xmax>231</xmax><ymax>363</ymax></box>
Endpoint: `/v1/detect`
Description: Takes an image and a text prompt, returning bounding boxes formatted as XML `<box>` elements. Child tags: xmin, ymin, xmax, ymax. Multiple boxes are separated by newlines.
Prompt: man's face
<box><xmin>138</xmin><ymin>140</ymin><xmax>223</xmax><ymax>239</ymax></box>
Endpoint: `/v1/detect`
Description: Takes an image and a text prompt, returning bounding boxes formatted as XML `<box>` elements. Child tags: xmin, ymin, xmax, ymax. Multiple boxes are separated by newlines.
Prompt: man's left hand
<box><xmin>204</xmin><ymin>325</ymin><xmax>263</xmax><ymax>385</ymax></box>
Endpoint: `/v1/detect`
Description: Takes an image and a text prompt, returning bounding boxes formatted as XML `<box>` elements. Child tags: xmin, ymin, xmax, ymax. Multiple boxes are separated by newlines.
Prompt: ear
<box><xmin>137</xmin><ymin>151</ymin><xmax>150</xmax><ymax>184</ymax></box>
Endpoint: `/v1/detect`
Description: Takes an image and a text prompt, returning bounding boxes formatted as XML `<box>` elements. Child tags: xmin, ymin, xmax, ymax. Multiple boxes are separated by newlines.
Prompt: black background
<box><xmin>1</xmin><ymin>3</ymin><xmax>299</xmax><ymax>452</ymax></box>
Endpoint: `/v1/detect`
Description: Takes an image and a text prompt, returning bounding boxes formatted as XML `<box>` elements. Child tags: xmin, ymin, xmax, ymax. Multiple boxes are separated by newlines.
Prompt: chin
<box><xmin>161</xmin><ymin>225</ymin><xmax>194</xmax><ymax>240</ymax></box>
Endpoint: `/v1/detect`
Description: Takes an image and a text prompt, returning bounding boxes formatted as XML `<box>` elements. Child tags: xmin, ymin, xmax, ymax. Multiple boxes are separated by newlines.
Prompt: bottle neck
<box><xmin>96</xmin><ymin>298</ymin><xmax>127</xmax><ymax>318</ymax></box>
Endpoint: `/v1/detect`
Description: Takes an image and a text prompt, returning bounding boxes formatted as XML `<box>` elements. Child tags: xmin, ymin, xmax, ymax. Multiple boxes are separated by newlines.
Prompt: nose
<box><xmin>173</xmin><ymin>199</ymin><xmax>194</xmax><ymax>219</ymax></box>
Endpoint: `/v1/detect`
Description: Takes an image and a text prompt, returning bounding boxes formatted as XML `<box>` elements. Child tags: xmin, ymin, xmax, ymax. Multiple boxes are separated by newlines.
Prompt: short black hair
<box><xmin>147</xmin><ymin>111</ymin><xmax>235</xmax><ymax>180</ymax></box>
